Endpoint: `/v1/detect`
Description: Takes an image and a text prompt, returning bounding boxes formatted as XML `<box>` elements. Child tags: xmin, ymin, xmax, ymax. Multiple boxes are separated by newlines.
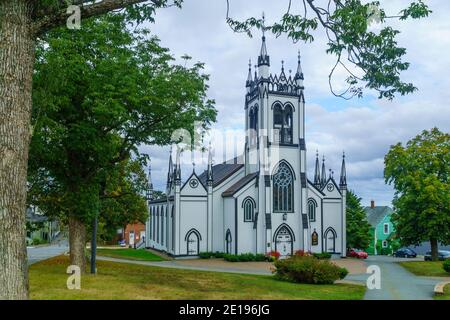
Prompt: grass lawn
<box><xmin>398</xmin><ymin>261</ymin><xmax>449</xmax><ymax>277</ymax></box>
<box><xmin>434</xmin><ymin>284</ymin><xmax>450</xmax><ymax>301</ymax></box>
<box><xmin>29</xmin><ymin>256</ymin><xmax>365</xmax><ymax>300</ymax></box>
<box><xmin>95</xmin><ymin>248</ymin><xmax>165</xmax><ymax>261</ymax></box>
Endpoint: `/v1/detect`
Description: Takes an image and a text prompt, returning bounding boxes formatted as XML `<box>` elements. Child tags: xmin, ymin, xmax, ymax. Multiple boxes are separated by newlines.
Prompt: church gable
<box><xmin>321</xmin><ymin>178</ymin><xmax>342</xmax><ymax>198</ymax></box>
<box><xmin>180</xmin><ymin>172</ymin><xmax>207</xmax><ymax>196</ymax></box>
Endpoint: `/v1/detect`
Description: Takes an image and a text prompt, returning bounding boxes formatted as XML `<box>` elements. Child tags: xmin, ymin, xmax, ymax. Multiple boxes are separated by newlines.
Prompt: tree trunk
<box><xmin>68</xmin><ymin>215</ymin><xmax>87</xmax><ymax>273</ymax></box>
<box><xmin>430</xmin><ymin>238</ymin><xmax>438</xmax><ymax>261</ymax></box>
<box><xmin>0</xmin><ymin>1</ymin><xmax>35</xmax><ymax>300</ymax></box>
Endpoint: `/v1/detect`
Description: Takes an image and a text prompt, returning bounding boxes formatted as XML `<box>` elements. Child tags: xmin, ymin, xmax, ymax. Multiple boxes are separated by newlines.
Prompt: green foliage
<box><xmin>312</xmin><ymin>252</ymin><xmax>332</xmax><ymax>260</ymax></box>
<box><xmin>199</xmin><ymin>251</ymin><xmax>226</xmax><ymax>259</ymax></box>
<box><xmin>443</xmin><ymin>260</ymin><xmax>450</xmax><ymax>274</ymax></box>
<box><xmin>346</xmin><ymin>190</ymin><xmax>372</xmax><ymax>250</ymax></box>
<box><xmin>226</xmin><ymin>0</ymin><xmax>431</xmax><ymax>100</ymax></box>
<box><xmin>274</xmin><ymin>256</ymin><xmax>348</xmax><ymax>284</ymax></box>
<box><xmin>31</xmin><ymin>238</ymin><xmax>48</xmax><ymax>246</ymax></box>
<box><xmin>28</xmin><ymin>14</ymin><xmax>216</xmax><ymax>228</ymax></box>
<box><xmin>384</xmin><ymin>128</ymin><xmax>450</xmax><ymax>250</ymax></box>
<box><xmin>222</xmin><ymin>253</ymin><xmax>268</xmax><ymax>262</ymax></box>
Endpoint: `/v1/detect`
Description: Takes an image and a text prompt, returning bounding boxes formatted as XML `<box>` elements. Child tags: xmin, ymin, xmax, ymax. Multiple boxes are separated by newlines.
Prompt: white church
<box><xmin>145</xmin><ymin>33</ymin><xmax>348</xmax><ymax>258</ymax></box>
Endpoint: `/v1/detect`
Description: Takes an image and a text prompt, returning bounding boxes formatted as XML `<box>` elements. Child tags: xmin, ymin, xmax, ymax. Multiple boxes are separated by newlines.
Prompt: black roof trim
<box><xmin>222</xmin><ymin>172</ymin><xmax>258</xmax><ymax>197</ymax></box>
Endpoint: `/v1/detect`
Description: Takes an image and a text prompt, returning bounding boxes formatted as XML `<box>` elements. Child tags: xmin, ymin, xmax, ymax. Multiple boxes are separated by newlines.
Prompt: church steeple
<box><xmin>321</xmin><ymin>155</ymin><xmax>327</xmax><ymax>188</ymax></box>
<box><xmin>246</xmin><ymin>59</ymin><xmax>253</xmax><ymax>89</ymax></box>
<box><xmin>207</xmin><ymin>143</ymin><xmax>214</xmax><ymax>185</ymax></box>
<box><xmin>257</xmin><ymin>13</ymin><xmax>270</xmax><ymax>78</ymax></box>
<box><xmin>146</xmin><ymin>161</ymin><xmax>154</xmax><ymax>201</ymax></box>
<box><xmin>339</xmin><ymin>152</ymin><xmax>347</xmax><ymax>188</ymax></box>
<box><xmin>174</xmin><ymin>148</ymin><xmax>181</xmax><ymax>184</ymax></box>
<box><xmin>294</xmin><ymin>50</ymin><xmax>304</xmax><ymax>87</ymax></box>
<box><xmin>314</xmin><ymin>151</ymin><xmax>321</xmax><ymax>186</ymax></box>
<box><xmin>166</xmin><ymin>146</ymin><xmax>173</xmax><ymax>190</ymax></box>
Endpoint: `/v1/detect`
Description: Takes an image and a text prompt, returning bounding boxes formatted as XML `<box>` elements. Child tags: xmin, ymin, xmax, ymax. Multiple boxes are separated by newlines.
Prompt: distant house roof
<box><xmin>198</xmin><ymin>161</ymin><xmax>244</xmax><ymax>188</ymax></box>
<box><xmin>364</xmin><ymin>206</ymin><xmax>393</xmax><ymax>228</ymax></box>
<box><xmin>222</xmin><ymin>172</ymin><xmax>259</xmax><ymax>197</ymax></box>
<box><xmin>26</xmin><ymin>207</ymin><xmax>48</xmax><ymax>223</ymax></box>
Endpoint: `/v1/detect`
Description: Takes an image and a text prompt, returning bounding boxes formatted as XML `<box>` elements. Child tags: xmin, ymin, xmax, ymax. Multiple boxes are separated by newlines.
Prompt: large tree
<box><xmin>384</xmin><ymin>128</ymin><xmax>450</xmax><ymax>261</ymax></box>
<box><xmin>0</xmin><ymin>0</ymin><xmax>432</xmax><ymax>300</ymax></box>
<box><xmin>97</xmin><ymin>159</ymin><xmax>149</xmax><ymax>243</ymax></box>
<box><xmin>28</xmin><ymin>13</ymin><xmax>216</xmax><ymax>274</ymax></box>
<box><xmin>0</xmin><ymin>0</ymin><xmax>180</xmax><ymax>300</ymax></box>
<box><xmin>346</xmin><ymin>190</ymin><xmax>371</xmax><ymax>250</ymax></box>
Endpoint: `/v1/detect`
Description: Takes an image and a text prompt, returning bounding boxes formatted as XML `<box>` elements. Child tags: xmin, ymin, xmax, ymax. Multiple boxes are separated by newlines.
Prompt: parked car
<box><xmin>424</xmin><ymin>250</ymin><xmax>450</xmax><ymax>261</ymax></box>
<box><xmin>118</xmin><ymin>239</ymin><xmax>126</xmax><ymax>247</ymax></box>
<box><xmin>394</xmin><ymin>248</ymin><xmax>417</xmax><ymax>258</ymax></box>
<box><xmin>347</xmin><ymin>248</ymin><xmax>368</xmax><ymax>259</ymax></box>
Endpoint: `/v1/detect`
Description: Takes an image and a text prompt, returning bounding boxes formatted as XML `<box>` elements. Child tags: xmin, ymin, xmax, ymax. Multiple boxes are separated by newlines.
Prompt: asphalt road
<box><xmin>27</xmin><ymin>243</ymin><xmax>68</xmax><ymax>265</ymax></box>
<box><xmin>346</xmin><ymin>255</ymin><xmax>444</xmax><ymax>300</ymax></box>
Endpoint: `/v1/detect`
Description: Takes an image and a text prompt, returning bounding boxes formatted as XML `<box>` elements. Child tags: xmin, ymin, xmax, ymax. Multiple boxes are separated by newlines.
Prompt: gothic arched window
<box><xmin>308</xmin><ymin>198</ymin><xmax>317</xmax><ymax>221</ymax></box>
<box><xmin>273</xmin><ymin>162</ymin><xmax>294</xmax><ymax>212</ymax></box>
<box><xmin>249</xmin><ymin>107</ymin><xmax>258</xmax><ymax>145</ymax></box>
<box><xmin>242</xmin><ymin>197</ymin><xmax>255</xmax><ymax>222</ymax></box>
<box><xmin>273</xmin><ymin>103</ymin><xmax>293</xmax><ymax>144</ymax></box>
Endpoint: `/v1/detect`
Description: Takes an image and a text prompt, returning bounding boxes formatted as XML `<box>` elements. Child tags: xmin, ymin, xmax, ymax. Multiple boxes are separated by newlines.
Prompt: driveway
<box><xmin>27</xmin><ymin>242</ymin><xmax>68</xmax><ymax>265</ymax></box>
<box><xmin>346</xmin><ymin>255</ymin><xmax>443</xmax><ymax>300</ymax></box>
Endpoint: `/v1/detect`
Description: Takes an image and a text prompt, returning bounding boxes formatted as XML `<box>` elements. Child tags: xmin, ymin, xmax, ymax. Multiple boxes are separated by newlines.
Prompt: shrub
<box><xmin>274</xmin><ymin>255</ymin><xmax>348</xmax><ymax>284</ymax></box>
<box><xmin>199</xmin><ymin>251</ymin><xmax>225</xmax><ymax>259</ymax></box>
<box><xmin>294</xmin><ymin>250</ymin><xmax>312</xmax><ymax>257</ymax></box>
<box><xmin>313</xmin><ymin>252</ymin><xmax>332</xmax><ymax>260</ymax></box>
<box><xmin>443</xmin><ymin>260</ymin><xmax>450</xmax><ymax>273</ymax></box>
<box><xmin>223</xmin><ymin>254</ymin><xmax>240</xmax><ymax>262</ymax></box>
<box><xmin>267</xmin><ymin>250</ymin><xmax>280</xmax><ymax>260</ymax></box>
<box><xmin>255</xmin><ymin>254</ymin><xmax>266</xmax><ymax>262</ymax></box>
<box><xmin>199</xmin><ymin>252</ymin><xmax>213</xmax><ymax>259</ymax></box>
<box><xmin>213</xmin><ymin>251</ymin><xmax>225</xmax><ymax>259</ymax></box>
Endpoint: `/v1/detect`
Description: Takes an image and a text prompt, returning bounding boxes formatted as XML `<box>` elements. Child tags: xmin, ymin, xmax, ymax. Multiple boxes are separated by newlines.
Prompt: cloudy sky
<box><xmin>139</xmin><ymin>0</ymin><xmax>450</xmax><ymax>207</ymax></box>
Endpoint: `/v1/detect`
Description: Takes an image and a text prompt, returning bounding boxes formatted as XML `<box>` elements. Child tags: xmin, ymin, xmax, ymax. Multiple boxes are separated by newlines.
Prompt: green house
<box><xmin>364</xmin><ymin>201</ymin><xmax>398</xmax><ymax>255</ymax></box>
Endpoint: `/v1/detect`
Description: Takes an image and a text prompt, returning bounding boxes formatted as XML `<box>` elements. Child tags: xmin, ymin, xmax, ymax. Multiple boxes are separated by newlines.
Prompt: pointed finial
<box><xmin>262</xmin><ymin>11</ymin><xmax>266</xmax><ymax>36</ymax></box>
<box><xmin>340</xmin><ymin>150</ymin><xmax>347</xmax><ymax>188</ymax></box>
<box><xmin>281</xmin><ymin>60</ymin><xmax>284</xmax><ymax>70</ymax></box>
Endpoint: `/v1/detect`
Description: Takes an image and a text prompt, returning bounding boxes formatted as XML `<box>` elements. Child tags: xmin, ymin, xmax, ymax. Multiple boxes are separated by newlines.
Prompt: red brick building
<box><xmin>123</xmin><ymin>223</ymin><xmax>146</xmax><ymax>247</ymax></box>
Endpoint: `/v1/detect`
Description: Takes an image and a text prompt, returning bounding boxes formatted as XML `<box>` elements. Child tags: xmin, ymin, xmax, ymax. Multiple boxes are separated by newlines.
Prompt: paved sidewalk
<box><xmin>96</xmin><ymin>255</ymin><xmax>367</xmax><ymax>278</ymax></box>
<box><xmin>27</xmin><ymin>243</ymin><xmax>69</xmax><ymax>265</ymax></box>
<box><xmin>345</xmin><ymin>256</ymin><xmax>444</xmax><ymax>300</ymax></box>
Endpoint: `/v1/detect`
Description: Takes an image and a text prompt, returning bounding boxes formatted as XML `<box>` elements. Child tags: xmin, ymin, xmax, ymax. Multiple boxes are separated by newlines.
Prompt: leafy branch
<box><xmin>226</xmin><ymin>0</ymin><xmax>431</xmax><ymax>100</ymax></box>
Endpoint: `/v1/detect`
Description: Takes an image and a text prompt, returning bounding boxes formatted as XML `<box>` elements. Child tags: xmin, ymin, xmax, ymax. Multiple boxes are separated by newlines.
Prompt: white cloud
<box><xmin>140</xmin><ymin>0</ymin><xmax>450</xmax><ymax>207</ymax></box>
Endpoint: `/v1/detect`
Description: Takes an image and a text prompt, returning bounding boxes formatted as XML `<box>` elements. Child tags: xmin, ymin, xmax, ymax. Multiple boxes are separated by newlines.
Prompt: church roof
<box><xmin>222</xmin><ymin>172</ymin><xmax>259</xmax><ymax>197</ymax></box>
<box><xmin>198</xmin><ymin>161</ymin><xmax>244</xmax><ymax>188</ymax></box>
<box><xmin>364</xmin><ymin>206</ymin><xmax>393</xmax><ymax>228</ymax></box>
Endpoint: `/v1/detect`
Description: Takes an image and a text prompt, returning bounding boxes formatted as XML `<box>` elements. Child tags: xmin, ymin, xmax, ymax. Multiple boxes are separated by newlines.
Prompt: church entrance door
<box><xmin>187</xmin><ymin>232</ymin><xmax>199</xmax><ymax>255</ymax></box>
<box><xmin>275</xmin><ymin>226</ymin><xmax>293</xmax><ymax>257</ymax></box>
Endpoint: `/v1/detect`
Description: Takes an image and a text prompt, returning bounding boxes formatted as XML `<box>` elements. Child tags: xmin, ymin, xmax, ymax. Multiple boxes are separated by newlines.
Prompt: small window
<box><xmin>383</xmin><ymin>223</ymin><xmax>389</xmax><ymax>234</ymax></box>
<box><xmin>243</xmin><ymin>198</ymin><xmax>255</xmax><ymax>222</ymax></box>
<box><xmin>382</xmin><ymin>240</ymin><xmax>388</xmax><ymax>248</ymax></box>
<box><xmin>308</xmin><ymin>199</ymin><xmax>316</xmax><ymax>221</ymax></box>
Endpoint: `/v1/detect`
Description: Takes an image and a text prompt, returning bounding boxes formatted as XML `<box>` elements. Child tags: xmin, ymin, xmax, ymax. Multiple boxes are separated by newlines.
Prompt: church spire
<box><xmin>321</xmin><ymin>155</ymin><xmax>327</xmax><ymax>188</ymax></box>
<box><xmin>257</xmin><ymin>13</ymin><xmax>270</xmax><ymax>69</ymax></box>
<box><xmin>207</xmin><ymin>142</ymin><xmax>214</xmax><ymax>184</ymax></box>
<box><xmin>339</xmin><ymin>151</ymin><xmax>347</xmax><ymax>188</ymax></box>
<box><xmin>174</xmin><ymin>147</ymin><xmax>181</xmax><ymax>184</ymax></box>
<box><xmin>246</xmin><ymin>59</ymin><xmax>253</xmax><ymax>88</ymax></box>
<box><xmin>166</xmin><ymin>146</ymin><xmax>173</xmax><ymax>190</ymax></box>
<box><xmin>314</xmin><ymin>150</ymin><xmax>321</xmax><ymax>186</ymax></box>
<box><xmin>294</xmin><ymin>50</ymin><xmax>304</xmax><ymax>84</ymax></box>
<box><xmin>146</xmin><ymin>160</ymin><xmax>154</xmax><ymax>201</ymax></box>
